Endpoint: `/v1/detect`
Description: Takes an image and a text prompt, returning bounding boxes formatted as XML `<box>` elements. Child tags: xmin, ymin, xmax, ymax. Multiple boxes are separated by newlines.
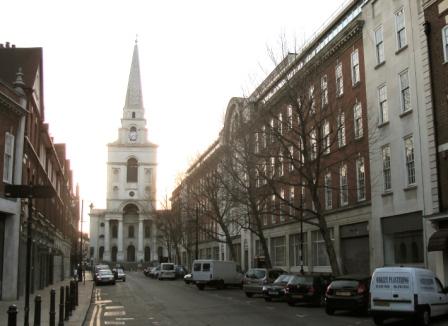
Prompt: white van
<box><xmin>192</xmin><ymin>259</ymin><xmax>243</xmax><ymax>290</ymax></box>
<box><xmin>370</xmin><ymin>267</ymin><xmax>448</xmax><ymax>326</ymax></box>
<box><xmin>158</xmin><ymin>263</ymin><xmax>175</xmax><ymax>280</ymax></box>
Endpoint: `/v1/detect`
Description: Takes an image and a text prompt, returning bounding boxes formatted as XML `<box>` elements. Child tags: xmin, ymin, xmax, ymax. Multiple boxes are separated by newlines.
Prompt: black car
<box><xmin>325</xmin><ymin>274</ymin><xmax>370</xmax><ymax>315</ymax></box>
<box><xmin>175</xmin><ymin>265</ymin><xmax>188</xmax><ymax>279</ymax></box>
<box><xmin>285</xmin><ymin>274</ymin><xmax>333</xmax><ymax>306</ymax></box>
<box><xmin>262</xmin><ymin>274</ymin><xmax>295</xmax><ymax>302</ymax></box>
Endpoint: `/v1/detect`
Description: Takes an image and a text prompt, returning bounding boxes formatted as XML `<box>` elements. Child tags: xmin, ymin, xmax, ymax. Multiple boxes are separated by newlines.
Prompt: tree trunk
<box><xmin>317</xmin><ymin>215</ymin><xmax>341</xmax><ymax>276</ymax></box>
<box><xmin>223</xmin><ymin>227</ymin><xmax>237</xmax><ymax>262</ymax></box>
<box><xmin>258</xmin><ymin>231</ymin><xmax>272</xmax><ymax>269</ymax></box>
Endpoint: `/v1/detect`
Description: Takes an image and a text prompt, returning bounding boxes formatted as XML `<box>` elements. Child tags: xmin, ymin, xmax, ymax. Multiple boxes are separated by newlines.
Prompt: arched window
<box><xmin>127</xmin><ymin>158</ymin><xmax>138</xmax><ymax>182</ymax></box>
<box><xmin>145</xmin><ymin>224</ymin><xmax>151</xmax><ymax>238</ymax></box>
<box><xmin>132</xmin><ymin>112</ymin><xmax>136</xmax><ymax>118</ymax></box>
<box><xmin>144</xmin><ymin>246</ymin><xmax>151</xmax><ymax>262</ymax></box>
<box><xmin>111</xmin><ymin>246</ymin><xmax>118</xmax><ymax>262</ymax></box>
<box><xmin>128</xmin><ymin>225</ymin><xmax>134</xmax><ymax>238</ymax></box>
<box><xmin>112</xmin><ymin>224</ymin><xmax>118</xmax><ymax>238</ymax></box>
<box><xmin>127</xmin><ymin>245</ymin><xmax>135</xmax><ymax>262</ymax></box>
<box><xmin>99</xmin><ymin>246</ymin><xmax>104</xmax><ymax>260</ymax></box>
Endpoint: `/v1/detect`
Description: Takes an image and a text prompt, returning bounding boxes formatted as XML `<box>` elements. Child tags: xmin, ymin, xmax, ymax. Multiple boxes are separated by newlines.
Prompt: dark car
<box><xmin>242</xmin><ymin>268</ymin><xmax>285</xmax><ymax>298</ymax></box>
<box><xmin>95</xmin><ymin>269</ymin><xmax>116</xmax><ymax>285</ymax></box>
<box><xmin>285</xmin><ymin>274</ymin><xmax>333</xmax><ymax>306</ymax></box>
<box><xmin>175</xmin><ymin>265</ymin><xmax>188</xmax><ymax>279</ymax></box>
<box><xmin>262</xmin><ymin>274</ymin><xmax>295</xmax><ymax>302</ymax></box>
<box><xmin>94</xmin><ymin>264</ymin><xmax>110</xmax><ymax>281</ymax></box>
<box><xmin>325</xmin><ymin>274</ymin><xmax>370</xmax><ymax>315</ymax></box>
<box><xmin>113</xmin><ymin>268</ymin><xmax>126</xmax><ymax>282</ymax></box>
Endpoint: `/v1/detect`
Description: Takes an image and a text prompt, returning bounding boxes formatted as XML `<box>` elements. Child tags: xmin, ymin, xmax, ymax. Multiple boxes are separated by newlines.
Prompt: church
<box><xmin>89</xmin><ymin>41</ymin><xmax>162</xmax><ymax>267</ymax></box>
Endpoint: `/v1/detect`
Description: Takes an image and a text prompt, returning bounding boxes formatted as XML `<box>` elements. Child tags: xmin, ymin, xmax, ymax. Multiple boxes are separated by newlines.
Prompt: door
<box><xmin>433</xmin><ymin>278</ymin><xmax>448</xmax><ymax>316</ymax></box>
<box><xmin>341</xmin><ymin>236</ymin><xmax>369</xmax><ymax>274</ymax></box>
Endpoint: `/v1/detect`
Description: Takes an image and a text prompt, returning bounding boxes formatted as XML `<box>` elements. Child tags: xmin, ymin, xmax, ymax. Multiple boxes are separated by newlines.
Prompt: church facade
<box><xmin>89</xmin><ymin>42</ymin><xmax>161</xmax><ymax>267</ymax></box>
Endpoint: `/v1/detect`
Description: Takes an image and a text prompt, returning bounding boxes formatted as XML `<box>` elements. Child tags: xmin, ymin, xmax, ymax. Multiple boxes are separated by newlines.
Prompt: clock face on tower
<box><xmin>129</xmin><ymin>128</ymin><xmax>137</xmax><ymax>141</ymax></box>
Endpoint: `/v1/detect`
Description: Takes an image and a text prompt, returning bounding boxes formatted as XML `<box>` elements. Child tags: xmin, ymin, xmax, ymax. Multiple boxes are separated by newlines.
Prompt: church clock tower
<box><xmin>89</xmin><ymin>41</ymin><xmax>159</xmax><ymax>266</ymax></box>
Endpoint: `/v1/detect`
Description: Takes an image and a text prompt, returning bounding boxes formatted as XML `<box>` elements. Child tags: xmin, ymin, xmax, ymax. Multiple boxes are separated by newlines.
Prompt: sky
<box><xmin>2</xmin><ymin>0</ymin><xmax>349</xmax><ymax>232</ymax></box>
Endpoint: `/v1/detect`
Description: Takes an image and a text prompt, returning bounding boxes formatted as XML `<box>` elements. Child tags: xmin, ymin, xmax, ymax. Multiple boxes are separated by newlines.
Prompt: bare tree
<box><xmin>156</xmin><ymin>198</ymin><xmax>184</xmax><ymax>264</ymax></box>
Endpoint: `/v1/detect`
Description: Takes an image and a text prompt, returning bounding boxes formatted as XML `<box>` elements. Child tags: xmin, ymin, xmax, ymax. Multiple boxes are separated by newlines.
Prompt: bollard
<box><xmin>49</xmin><ymin>288</ymin><xmax>56</xmax><ymax>326</ymax></box>
<box><xmin>7</xmin><ymin>305</ymin><xmax>17</xmax><ymax>326</ymax></box>
<box><xmin>33</xmin><ymin>295</ymin><xmax>41</xmax><ymax>326</ymax></box>
<box><xmin>58</xmin><ymin>286</ymin><xmax>64</xmax><ymax>326</ymax></box>
<box><xmin>75</xmin><ymin>280</ymin><xmax>78</xmax><ymax>306</ymax></box>
<box><xmin>65</xmin><ymin>285</ymin><xmax>70</xmax><ymax>320</ymax></box>
<box><xmin>70</xmin><ymin>281</ymin><xmax>75</xmax><ymax>311</ymax></box>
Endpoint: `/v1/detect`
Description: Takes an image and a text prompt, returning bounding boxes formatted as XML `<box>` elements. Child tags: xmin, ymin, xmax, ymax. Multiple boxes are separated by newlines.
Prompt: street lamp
<box><xmin>300</xmin><ymin>198</ymin><xmax>304</xmax><ymax>275</ymax></box>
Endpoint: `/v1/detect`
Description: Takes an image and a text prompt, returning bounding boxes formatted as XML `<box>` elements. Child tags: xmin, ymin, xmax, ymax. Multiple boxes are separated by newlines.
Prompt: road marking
<box><xmin>104</xmin><ymin>311</ymin><xmax>126</xmax><ymax>317</ymax></box>
<box><xmin>96</xmin><ymin>304</ymin><xmax>103</xmax><ymax>326</ymax></box>
<box><xmin>267</xmin><ymin>306</ymin><xmax>275</xmax><ymax>310</ymax></box>
<box><xmin>296</xmin><ymin>314</ymin><xmax>306</xmax><ymax>318</ymax></box>
<box><xmin>105</xmin><ymin>306</ymin><xmax>125</xmax><ymax>310</ymax></box>
<box><xmin>88</xmin><ymin>304</ymin><xmax>98</xmax><ymax>326</ymax></box>
<box><xmin>116</xmin><ymin>317</ymin><xmax>134</xmax><ymax>321</ymax></box>
<box><xmin>104</xmin><ymin>322</ymin><xmax>125</xmax><ymax>325</ymax></box>
<box><xmin>95</xmin><ymin>300</ymin><xmax>113</xmax><ymax>304</ymax></box>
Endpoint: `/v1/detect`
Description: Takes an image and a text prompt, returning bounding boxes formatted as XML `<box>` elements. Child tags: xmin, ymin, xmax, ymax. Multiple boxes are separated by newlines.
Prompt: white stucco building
<box><xmin>89</xmin><ymin>41</ymin><xmax>160</xmax><ymax>266</ymax></box>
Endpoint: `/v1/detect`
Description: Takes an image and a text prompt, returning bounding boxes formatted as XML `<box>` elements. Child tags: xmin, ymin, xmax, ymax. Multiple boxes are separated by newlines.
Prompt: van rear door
<box><xmin>371</xmin><ymin>271</ymin><xmax>414</xmax><ymax>312</ymax></box>
<box><xmin>192</xmin><ymin>262</ymin><xmax>212</xmax><ymax>283</ymax></box>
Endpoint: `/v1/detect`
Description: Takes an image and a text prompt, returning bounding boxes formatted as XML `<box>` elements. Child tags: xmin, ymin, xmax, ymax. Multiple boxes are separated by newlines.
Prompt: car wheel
<box><xmin>197</xmin><ymin>284</ymin><xmax>205</xmax><ymax>291</ymax></box>
<box><xmin>325</xmin><ymin>307</ymin><xmax>335</xmax><ymax>315</ymax></box>
<box><xmin>318</xmin><ymin>294</ymin><xmax>326</xmax><ymax>307</ymax></box>
<box><xmin>123</xmin><ymin>278</ymin><xmax>126</xmax><ymax>282</ymax></box>
<box><xmin>418</xmin><ymin>308</ymin><xmax>430</xmax><ymax>326</ymax></box>
<box><xmin>373</xmin><ymin>316</ymin><xmax>384</xmax><ymax>325</ymax></box>
<box><xmin>245</xmin><ymin>292</ymin><xmax>253</xmax><ymax>298</ymax></box>
<box><xmin>264</xmin><ymin>297</ymin><xmax>272</xmax><ymax>302</ymax></box>
<box><xmin>217</xmin><ymin>280</ymin><xmax>225</xmax><ymax>290</ymax></box>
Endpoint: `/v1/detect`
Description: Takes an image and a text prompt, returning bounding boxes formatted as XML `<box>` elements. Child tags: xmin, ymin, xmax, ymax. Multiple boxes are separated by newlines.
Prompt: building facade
<box><xmin>89</xmin><ymin>41</ymin><xmax>161</xmax><ymax>268</ymax></box>
<box><xmin>0</xmin><ymin>43</ymin><xmax>79</xmax><ymax>300</ymax></box>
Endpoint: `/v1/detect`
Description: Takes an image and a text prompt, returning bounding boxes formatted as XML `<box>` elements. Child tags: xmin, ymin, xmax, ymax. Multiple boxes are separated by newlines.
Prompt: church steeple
<box><xmin>124</xmin><ymin>39</ymin><xmax>144</xmax><ymax>113</ymax></box>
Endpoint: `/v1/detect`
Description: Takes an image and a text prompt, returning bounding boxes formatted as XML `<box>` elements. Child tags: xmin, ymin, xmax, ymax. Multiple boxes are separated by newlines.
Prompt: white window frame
<box><xmin>289</xmin><ymin>186</ymin><xmax>295</xmax><ymax>217</ymax></box>
<box><xmin>337</xmin><ymin>112</ymin><xmax>346</xmax><ymax>147</ymax></box>
<box><xmin>356</xmin><ymin>157</ymin><xmax>366</xmax><ymax>201</ymax></box>
<box><xmin>395</xmin><ymin>8</ymin><xmax>407</xmax><ymax>50</ymax></box>
<box><xmin>3</xmin><ymin>132</ymin><xmax>15</xmax><ymax>183</ymax></box>
<box><xmin>375</xmin><ymin>25</ymin><xmax>385</xmax><ymax>64</ymax></box>
<box><xmin>278</xmin><ymin>113</ymin><xmax>283</xmax><ymax>135</ymax></box>
<box><xmin>261</xmin><ymin>125</ymin><xmax>266</xmax><ymax>148</ymax></box>
<box><xmin>399</xmin><ymin>70</ymin><xmax>411</xmax><ymax>113</ymax></box>
<box><xmin>288</xmin><ymin>145</ymin><xmax>294</xmax><ymax>172</ymax></box>
<box><xmin>287</xmin><ymin>105</ymin><xmax>293</xmax><ymax>129</ymax></box>
<box><xmin>309</xmin><ymin>85</ymin><xmax>316</xmax><ymax>114</ymax></box>
<box><xmin>324</xmin><ymin>171</ymin><xmax>332</xmax><ymax>209</ymax></box>
<box><xmin>351</xmin><ymin>49</ymin><xmax>360</xmax><ymax>85</ymax></box>
<box><xmin>378</xmin><ymin>84</ymin><xmax>389</xmax><ymax>124</ymax></box>
<box><xmin>335</xmin><ymin>62</ymin><xmax>343</xmax><ymax>96</ymax></box>
<box><xmin>255</xmin><ymin>132</ymin><xmax>259</xmax><ymax>154</ymax></box>
<box><xmin>310</xmin><ymin>129</ymin><xmax>317</xmax><ymax>160</ymax></box>
<box><xmin>312</xmin><ymin>228</ymin><xmax>334</xmax><ymax>267</ymax></box>
<box><xmin>321</xmin><ymin>75</ymin><xmax>328</xmax><ymax>107</ymax></box>
<box><xmin>382</xmin><ymin>144</ymin><xmax>392</xmax><ymax>192</ymax></box>
<box><xmin>322</xmin><ymin>120</ymin><xmax>330</xmax><ymax>154</ymax></box>
<box><xmin>271</xmin><ymin>194</ymin><xmax>276</xmax><ymax>224</ymax></box>
<box><xmin>354</xmin><ymin>103</ymin><xmax>363</xmax><ymax>139</ymax></box>
<box><xmin>340</xmin><ymin>163</ymin><xmax>348</xmax><ymax>206</ymax></box>
<box><xmin>443</xmin><ymin>26</ymin><xmax>448</xmax><ymax>63</ymax></box>
<box><xmin>404</xmin><ymin>135</ymin><xmax>416</xmax><ymax>186</ymax></box>
<box><xmin>280</xmin><ymin>189</ymin><xmax>285</xmax><ymax>222</ymax></box>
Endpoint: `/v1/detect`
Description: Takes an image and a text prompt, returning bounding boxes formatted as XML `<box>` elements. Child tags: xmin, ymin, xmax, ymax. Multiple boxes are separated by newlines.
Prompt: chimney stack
<box><xmin>5</xmin><ymin>42</ymin><xmax>10</xmax><ymax>48</ymax></box>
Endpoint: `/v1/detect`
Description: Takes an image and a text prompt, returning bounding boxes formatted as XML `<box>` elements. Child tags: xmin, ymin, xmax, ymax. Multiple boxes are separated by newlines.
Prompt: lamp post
<box><xmin>300</xmin><ymin>199</ymin><xmax>304</xmax><ymax>275</ymax></box>
<box><xmin>78</xmin><ymin>200</ymin><xmax>84</xmax><ymax>283</ymax></box>
<box><xmin>195</xmin><ymin>206</ymin><xmax>199</xmax><ymax>260</ymax></box>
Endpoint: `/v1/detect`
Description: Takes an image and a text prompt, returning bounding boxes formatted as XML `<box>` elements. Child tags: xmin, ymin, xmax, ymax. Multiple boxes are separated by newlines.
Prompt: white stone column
<box><xmin>137</xmin><ymin>220</ymin><xmax>144</xmax><ymax>261</ymax></box>
<box><xmin>104</xmin><ymin>220</ymin><xmax>111</xmax><ymax>261</ymax></box>
<box><xmin>117</xmin><ymin>220</ymin><xmax>124</xmax><ymax>261</ymax></box>
<box><xmin>152</xmin><ymin>220</ymin><xmax>158</xmax><ymax>261</ymax></box>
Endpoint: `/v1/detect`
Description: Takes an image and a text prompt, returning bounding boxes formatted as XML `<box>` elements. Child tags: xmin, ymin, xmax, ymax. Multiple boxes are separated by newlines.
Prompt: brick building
<box><xmin>0</xmin><ymin>44</ymin><xmax>79</xmax><ymax>300</ymax></box>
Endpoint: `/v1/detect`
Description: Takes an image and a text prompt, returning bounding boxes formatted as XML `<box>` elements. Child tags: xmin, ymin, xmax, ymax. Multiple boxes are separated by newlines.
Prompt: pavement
<box><xmin>0</xmin><ymin>273</ymin><xmax>94</xmax><ymax>326</ymax></box>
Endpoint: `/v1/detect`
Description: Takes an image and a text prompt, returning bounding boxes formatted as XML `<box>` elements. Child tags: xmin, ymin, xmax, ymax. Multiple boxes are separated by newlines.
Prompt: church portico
<box><xmin>89</xmin><ymin>40</ymin><xmax>160</xmax><ymax>268</ymax></box>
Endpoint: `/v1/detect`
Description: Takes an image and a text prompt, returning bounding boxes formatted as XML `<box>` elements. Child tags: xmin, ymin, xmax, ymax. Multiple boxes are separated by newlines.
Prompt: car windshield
<box><xmin>162</xmin><ymin>264</ymin><xmax>174</xmax><ymax>271</ymax></box>
<box><xmin>274</xmin><ymin>274</ymin><xmax>293</xmax><ymax>284</ymax></box>
<box><xmin>331</xmin><ymin>280</ymin><xmax>359</xmax><ymax>289</ymax></box>
<box><xmin>99</xmin><ymin>270</ymin><xmax>113</xmax><ymax>276</ymax></box>
<box><xmin>289</xmin><ymin>275</ymin><xmax>314</xmax><ymax>285</ymax></box>
<box><xmin>117</xmin><ymin>269</ymin><xmax>124</xmax><ymax>273</ymax></box>
<box><xmin>246</xmin><ymin>269</ymin><xmax>266</xmax><ymax>279</ymax></box>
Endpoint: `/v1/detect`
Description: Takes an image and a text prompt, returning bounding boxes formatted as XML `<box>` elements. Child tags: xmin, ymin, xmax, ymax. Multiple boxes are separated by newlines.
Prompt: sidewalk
<box><xmin>0</xmin><ymin>273</ymin><xmax>94</xmax><ymax>325</ymax></box>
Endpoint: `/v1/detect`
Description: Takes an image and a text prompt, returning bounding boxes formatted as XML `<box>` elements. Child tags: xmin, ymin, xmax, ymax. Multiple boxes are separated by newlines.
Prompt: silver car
<box><xmin>242</xmin><ymin>268</ymin><xmax>285</xmax><ymax>297</ymax></box>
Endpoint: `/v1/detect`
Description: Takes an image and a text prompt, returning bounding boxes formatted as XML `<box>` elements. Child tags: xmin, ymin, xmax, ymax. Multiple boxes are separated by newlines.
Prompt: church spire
<box><xmin>124</xmin><ymin>40</ymin><xmax>143</xmax><ymax>112</ymax></box>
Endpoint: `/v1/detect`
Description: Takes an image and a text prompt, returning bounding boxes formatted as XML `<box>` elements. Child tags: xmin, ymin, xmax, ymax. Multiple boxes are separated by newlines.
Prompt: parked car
<box><xmin>113</xmin><ymin>268</ymin><xmax>126</xmax><ymax>282</ymax></box>
<box><xmin>143</xmin><ymin>266</ymin><xmax>152</xmax><ymax>277</ymax></box>
<box><xmin>192</xmin><ymin>260</ymin><xmax>243</xmax><ymax>290</ymax></box>
<box><xmin>159</xmin><ymin>263</ymin><xmax>176</xmax><ymax>280</ymax></box>
<box><xmin>285</xmin><ymin>274</ymin><xmax>333</xmax><ymax>306</ymax></box>
<box><xmin>175</xmin><ymin>265</ymin><xmax>188</xmax><ymax>279</ymax></box>
<box><xmin>325</xmin><ymin>274</ymin><xmax>370</xmax><ymax>315</ymax></box>
<box><xmin>94</xmin><ymin>264</ymin><xmax>110</xmax><ymax>281</ymax></box>
<box><xmin>243</xmin><ymin>268</ymin><xmax>285</xmax><ymax>298</ymax></box>
<box><xmin>149</xmin><ymin>266</ymin><xmax>161</xmax><ymax>279</ymax></box>
<box><xmin>370</xmin><ymin>267</ymin><xmax>448</xmax><ymax>326</ymax></box>
<box><xmin>184</xmin><ymin>273</ymin><xmax>193</xmax><ymax>284</ymax></box>
<box><xmin>262</xmin><ymin>274</ymin><xmax>295</xmax><ymax>302</ymax></box>
<box><xmin>95</xmin><ymin>269</ymin><xmax>116</xmax><ymax>285</ymax></box>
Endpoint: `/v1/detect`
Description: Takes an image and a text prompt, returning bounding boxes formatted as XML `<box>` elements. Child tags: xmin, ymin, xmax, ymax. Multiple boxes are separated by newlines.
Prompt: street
<box><xmin>85</xmin><ymin>272</ymin><xmax>448</xmax><ymax>326</ymax></box>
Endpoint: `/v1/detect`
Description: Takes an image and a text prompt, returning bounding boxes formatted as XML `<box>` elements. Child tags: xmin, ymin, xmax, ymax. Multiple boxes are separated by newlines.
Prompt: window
<box><xmin>127</xmin><ymin>158</ymin><xmax>138</xmax><ymax>182</ymax></box>
<box><xmin>288</xmin><ymin>146</ymin><xmax>294</xmax><ymax>172</ymax></box>
<box><xmin>443</xmin><ymin>26</ymin><xmax>448</xmax><ymax>63</ymax></box>
<box><xmin>278</xmin><ymin>153</ymin><xmax>284</xmax><ymax>176</ymax></box>
<box><xmin>287</xmin><ymin>105</ymin><xmax>293</xmax><ymax>129</ymax></box>
<box><xmin>322</xmin><ymin>120</ymin><xmax>330</xmax><ymax>154</ymax></box>
<box><xmin>128</xmin><ymin>225</ymin><xmax>135</xmax><ymax>238</ymax></box>
<box><xmin>310</xmin><ymin>129</ymin><xmax>317</xmax><ymax>160</ymax></box>
<box><xmin>270</xmin><ymin>236</ymin><xmax>286</xmax><ymax>266</ymax></box>
<box><xmin>309</xmin><ymin>85</ymin><xmax>316</xmax><ymax>114</ymax></box>
<box><xmin>393</xmin><ymin>230</ymin><xmax>423</xmax><ymax>264</ymax></box>
<box><xmin>112</xmin><ymin>224</ymin><xmax>118</xmax><ymax>238</ymax></box>
<box><xmin>324</xmin><ymin>172</ymin><xmax>332</xmax><ymax>209</ymax></box>
<box><xmin>254</xmin><ymin>132</ymin><xmax>259</xmax><ymax>154</ymax></box>
<box><xmin>335</xmin><ymin>62</ymin><xmax>343</xmax><ymax>96</ymax></box>
<box><xmin>280</xmin><ymin>189</ymin><xmax>285</xmax><ymax>222</ymax></box>
<box><xmin>289</xmin><ymin>233</ymin><xmax>307</xmax><ymax>266</ymax></box>
<box><xmin>399</xmin><ymin>70</ymin><xmax>411</xmax><ymax>112</ymax></box>
<box><xmin>145</xmin><ymin>223</ymin><xmax>151</xmax><ymax>238</ymax></box>
<box><xmin>270</xmin><ymin>119</ymin><xmax>274</xmax><ymax>143</ymax></box>
<box><xmin>278</xmin><ymin>113</ymin><xmax>283</xmax><ymax>135</ymax></box>
<box><xmin>340</xmin><ymin>164</ymin><xmax>348</xmax><ymax>206</ymax></box>
<box><xmin>289</xmin><ymin>187</ymin><xmax>295</xmax><ymax>217</ymax></box>
<box><xmin>132</xmin><ymin>112</ymin><xmax>136</xmax><ymax>118</ymax></box>
<box><xmin>375</xmin><ymin>26</ymin><xmax>385</xmax><ymax>64</ymax></box>
<box><xmin>404</xmin><ymin>136</ymin><xmax>415</xmax><ymax>185</ymax></box>
<box><xmin>3</xmin><ymin>132</ymin><xmax>14</xmax><ymax>183</ymax></box>
<box><xmin>356</xmin><ymin>157</ymin><xmax>366</xmax><ymax>201</ymax></box>
<box><xmin>271</xmin><ymin>194</ymin><xmax>276</xmax><ymax>224</ymax></box>
<box><xmin>351</xmin><ymin>49</ymin><xmax>360</xmax><ymax>85</ymax></box>
<box><xmin>354</xmin><ymin>103</ymin><xmax>363</xmax><ymax>139</ymax></box>
<box><xmin>261</xmin><ymin>126</ymin><xmax>266</xmax><ymax>148</ymax></box>
<box><xmin>312</xmin><ymin>229</ymin><xmax>334</xmax><ymax>266</ymax></box>
<box><xmin>378</xmin><ymin>84</ymin><xmax>389</xmax><ymax>124</ymax></box>
<box><xmin>337</xmin><ymin>112</ymin><xmax>346</xmax><ymax>147</ymax></box>
<box><xmin>395</xmin><ymin>8</ymin><xmax>407</xmax><ymax>50</ymax></box>
<box><xmin>321</xmin><ymin>75</ymin><xmax>328</xmax><ymax>107</ymax></box>
<box><xmin>382</xmin><ymin>145</ymin><xmax>392</xmax><ymax>192</ymax></box>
